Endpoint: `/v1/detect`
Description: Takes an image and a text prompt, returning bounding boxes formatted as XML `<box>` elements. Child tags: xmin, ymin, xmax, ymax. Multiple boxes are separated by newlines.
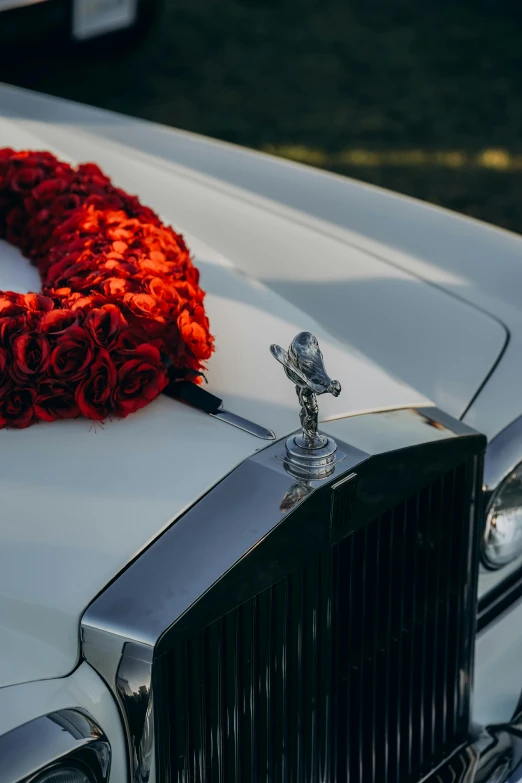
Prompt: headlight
<box><xmin>34</xmin><ymin>766</ymin><xmax>93</xmax><ymax>783</ymax></box>
<box><xmin>0</xmin><ymin>710</ymin><xmax>110</xmax><ymax>783</ymax></box>
<box><xmin>483</xmin><ymin>462</ymin><xmax>522</xmax><ymax>569</ymax></box>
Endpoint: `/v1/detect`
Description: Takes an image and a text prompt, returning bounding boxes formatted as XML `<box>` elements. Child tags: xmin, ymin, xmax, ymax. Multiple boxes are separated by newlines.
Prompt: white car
<box><xmin>1</xmin><ymin>82</ymin><xmax>522</xmax><ymax>783</ymax></box>
<box><xmin>0</xmin><ymin>0</ymin><xmax>155</xmax><ymax>44</ymax></box>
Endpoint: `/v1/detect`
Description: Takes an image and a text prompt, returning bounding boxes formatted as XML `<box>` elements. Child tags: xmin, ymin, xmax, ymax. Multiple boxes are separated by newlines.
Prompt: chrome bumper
<box><xmin>432</xmin><ymin>721</ymin><xmax>522</xmax><ymax>783</ymax></box>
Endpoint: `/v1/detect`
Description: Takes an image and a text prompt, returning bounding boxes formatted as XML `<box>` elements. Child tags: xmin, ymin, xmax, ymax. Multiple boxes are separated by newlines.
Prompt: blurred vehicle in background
<box><xmin>0</xmin><ymin>0</ymin><xmax>158</xmax><ymax>47</ymax></box>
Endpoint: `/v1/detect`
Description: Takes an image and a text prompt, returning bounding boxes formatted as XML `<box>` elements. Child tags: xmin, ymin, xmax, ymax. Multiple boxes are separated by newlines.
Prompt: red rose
<box><xmin>0</xmin><ymin>148</ymin><xmax>214</xmax><ymax>430</ymax></box>
<box><xmin>0</xmin><ymin>148</ymin><xmax>14</xmax><ymax>164</ymax></box>
<box><xmin>75</xmin><ymin>349</ymin><xmax>117</xmax><ymax>420</ymax></box>
<box><xmin>61</xmin><ymin>292</ymin><xmax>104</xmax><ymax>311</ymax></box>
<box><xmin>10</xmin><ymin>333</ymin><xmax>51</xmax><ymax>383</ymax></box>
<box><xmin>1</xmin><ymin>387</ymin><xmax>36</xmax><ymax>429</ymax></box>
<box><xmin>0</xmin><ymin>315</ymin><xmax>30</xmax><ymax>348</ymax></box>
<box><xmin>50</xmin><ymin>326</ymin><xmax>94</xmax><ymax>381</ymax></box>
<box><xmin>84</xmin><ymin>304</ymin><xmax>128</xmax><ymax>348</ymax></box>
<box><xmin>39</xmin><ymin>309</ymin><xmax>79</xmax><ymax>336</ymax></box>
<box><xmin>46</xmin><ymin>255</ymin><xmax>88</xmax><ymax>287</ymax></box>
<box><xmin>50</xmin><ymin>193</ymin><xmax>81</xmax><ymax>219</ymax></box>
<box><xmin>177</xmin><ymin>307</ymin><xmax>213</xmax><ymax>361</ymax></box>
<box><xmin>113</xmin><ymin>328</ymin><xmax>152</xmax><ymax>354</ymax></box>
<box><xmin>173</xmin><ymin>280</ymin><xmax>202</xmax><ymax>306</ymax></box>
<box><xmin>101</xmin><ymin>277</ymin><xmax>134</xmax><ymax>297</ymax></box>
<box><xmin>0</xmin><ymin>295</ymin><xmax>24</xmax><ymax>317</ymax></box>
<box><xmin>35</xmin><ymin>380</ymin><xmax>80</xmax><ymax>422</ymax></box>
<box><xmin>185</xmin><ymin>264</ymin><xmax>200</xmax><ymax>287</ymax></box>
<box><xmin>6</xmin><ymin>165</ymin><xmax>45</xmax><ymax>193</ymax></box>
<box><xmin>21</xmin><ymin>293</ymin><xmax>54</xmax><ymax>312</ymax></box>
<box><xmin>123</xmin><ymin>292</ymin><xmax>164</xmax><ymax>320</ymax></box>
<box><xmin>145</xmin><ymin>277</ymin><xmax>180</xmax><ymax>308</ymax></box>
<box><xmin>112</xmin><ymin>344</ymin><xmax>168</xmax><ymax>417</ymax></box>
<box><xmin>32</xmin><ymin>177</ymin><xmax>68</xmax><ymax>203</ymax></box>
<box><xmin>5</xmin><ymin>208</ymin><xmax>28</xmax><ymax>248</ymax></box>
<box><xmin>77</xmin><ymin>162</ymin><xmax>106</xmax><ymax>178</ymax></box>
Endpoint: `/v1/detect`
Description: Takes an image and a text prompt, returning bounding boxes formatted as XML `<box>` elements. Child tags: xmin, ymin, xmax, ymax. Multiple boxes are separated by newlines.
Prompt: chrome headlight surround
<box><xmin>483</xmin><ymin>462</ymin><xmax>522</xmax><ymax>570</ymax></box>
<box><xmin>0</xmin><ymin>710</ymin><xmax>110</xmax><ymax>783</ymax></box>
<box><xmin>482</xmin><ymin>415</ymin><xmax>522</xmax><ymax>572</ymax></box>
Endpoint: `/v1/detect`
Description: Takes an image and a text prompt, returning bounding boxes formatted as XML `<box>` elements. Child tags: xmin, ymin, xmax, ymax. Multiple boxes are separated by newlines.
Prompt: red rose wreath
<box><xmin>0</xmin><ymin>149</ymin><xmax>214</xmax><ymax>429</ymax></box>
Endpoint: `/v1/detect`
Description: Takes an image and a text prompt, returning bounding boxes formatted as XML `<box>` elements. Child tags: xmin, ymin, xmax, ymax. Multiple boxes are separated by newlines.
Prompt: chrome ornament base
<box><xmin>277</xmin><ymin>434</ymin><xmax>346</xmax><ymax>480</ymax></box>
<box><xmin>287</xmin><ymin>432</ymin><xmax>337</xmax><ymax>465</ymax></box>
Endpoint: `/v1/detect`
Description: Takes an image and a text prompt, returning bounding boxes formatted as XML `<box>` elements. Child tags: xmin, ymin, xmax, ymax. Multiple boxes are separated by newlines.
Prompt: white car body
<box><xmin>1</xmin><ymin>83</ymin><xmax>521</xmax><ymax>781</ymax></box>
<box><xmin>0</xmin><ymin>0</ymin><xmax>138</xmax><ymax>41</ymax></box>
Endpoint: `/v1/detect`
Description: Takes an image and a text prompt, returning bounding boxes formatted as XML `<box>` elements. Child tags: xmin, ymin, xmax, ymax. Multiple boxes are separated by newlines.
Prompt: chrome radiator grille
<box><xmin>160</xmin><ymin>459</ymin><xmax>479</xmax><ymax>783</ymax></box>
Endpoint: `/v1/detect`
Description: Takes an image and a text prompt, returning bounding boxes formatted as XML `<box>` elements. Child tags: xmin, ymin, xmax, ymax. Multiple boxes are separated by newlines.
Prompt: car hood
<box><xmin>0</xmin><ymin>84</ymin><xmax>506</xmax><ymax>688</ymax></box>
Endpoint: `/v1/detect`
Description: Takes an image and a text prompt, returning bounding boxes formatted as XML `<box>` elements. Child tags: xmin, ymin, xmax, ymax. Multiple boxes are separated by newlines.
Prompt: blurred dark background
<box><xmin>3</xmin><ymin>0</ymin><xmax>522</xmax><ymax>233</ymax></box>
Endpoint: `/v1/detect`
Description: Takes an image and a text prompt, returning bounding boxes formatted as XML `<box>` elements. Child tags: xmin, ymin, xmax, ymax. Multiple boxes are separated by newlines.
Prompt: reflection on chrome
<box><xmin>433</xmin><ymin>720</ymin><xmax>522</xmax><ymax>783</ymax></box>
<box><xmin>116</xmin><ymin>643</ymin><xmax>154</xmax><ymax>783</ymax></box>
<box><xmin>0</xmin><ymin>709</ymin><xmax>111</xmax><ymax>783</ymax></box>
<box><xmin>279</xmin><ymin>478</ymin><xmax>314</xmax><ymax>512</ymax></box>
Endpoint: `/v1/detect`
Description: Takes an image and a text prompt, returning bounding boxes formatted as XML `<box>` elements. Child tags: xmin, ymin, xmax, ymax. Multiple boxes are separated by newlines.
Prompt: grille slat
<box><xmin>164</xmin><ymin>461</ymin><xmax>478</xmax><ymax>783</ymax></box>
<box><xmin>368</xmin><ymin>519</ymin><xmax>382</xmax><ymax>783</ymax></box>
<box><xmin>246</xmin><ymin>599</ymin><xmax>258</xmax><ymax>783</ymax></box>
<box><xmin>317</xmin><ymin>553</ymin><xmax>332</xmax><ymax>783</ymax></box>
<box><xmin>414</xmin><ymin>485</ymin><xmax>431</xmax><ymax>775</ymax></box>
<box><xmin>303</xmin><ymin>561</ymin><xmax>317</xmax><ymax>783</ymax></box>
<box><xmin>427</xmin><ymin>477</ymin><xmax>443</xmax><ymax>763</ymax></box>
<box><xmin>213</xmin><ymin>621</ymin><xmax>225</xmax><ymax>783</ymax></box>
<box><xmin>273</xmin><ymin>580</ymin><xmax>288</xmax><ymax>783</ymax></box>
<box><xmin>389</xmin><ymin>501</ymin><xmax>407</xmax><ymax>783</ymax></box>
<box><xmin>403</xmin><ymin>497</ymin><xmax>413</xmax><ymax>782</ymax></box>
<box><xmin>257</xmin><ymin>588</ymin><xmax>272</xmax><ymax>783</ymax></box>
<box><xmin>448</xmin><ymin>464</ymin><xmax>468</xmax><ymax>743</ymax></box>
<box><xmin>376</xmin><ymin>509</ymin><xmax>394</xmax><ymax>783</ymax></box>
<box><xmin>439</xmin><ymin>469</ymin><xmax>456</xmax><ymax>750</ymax></box>
<box><xmin>352</xmin><ymin>525</ymin><xmax>367</xmax><ymax>783</ymax></box>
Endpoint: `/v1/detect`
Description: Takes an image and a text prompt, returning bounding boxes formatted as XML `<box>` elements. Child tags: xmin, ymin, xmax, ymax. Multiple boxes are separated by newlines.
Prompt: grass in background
<box><xmin>3</xmin><ymin>0</ymin><xmax>522</xmax><ymax>232</ymax></box>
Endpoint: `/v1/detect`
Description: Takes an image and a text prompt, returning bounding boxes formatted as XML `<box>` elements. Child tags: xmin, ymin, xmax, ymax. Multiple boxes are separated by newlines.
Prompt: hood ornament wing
<box><xmin>270</xmin><ymin>331</ymin><xmax>344</xmax><ymax>478</ymax></box>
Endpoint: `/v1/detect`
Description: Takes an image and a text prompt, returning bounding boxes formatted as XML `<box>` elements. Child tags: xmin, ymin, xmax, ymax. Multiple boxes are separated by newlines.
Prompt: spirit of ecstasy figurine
<box><xmin>270</xmin><ymin>332</ymin><xmax>343</xmax><ymax>476</ymax></box>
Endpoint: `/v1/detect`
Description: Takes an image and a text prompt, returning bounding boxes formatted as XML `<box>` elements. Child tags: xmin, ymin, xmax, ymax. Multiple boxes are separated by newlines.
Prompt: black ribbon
<box><xmin>161</xmin><ymin>356</ymin><xmax>223</xmax><ymax>415</ymax></box>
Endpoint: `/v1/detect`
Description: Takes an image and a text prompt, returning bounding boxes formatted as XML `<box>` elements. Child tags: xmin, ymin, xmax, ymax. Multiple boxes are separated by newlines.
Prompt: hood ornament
<box><xmin>270</xmin><ymin>332</ymin><xmax>344</xmax><ymax>478</ymax></box>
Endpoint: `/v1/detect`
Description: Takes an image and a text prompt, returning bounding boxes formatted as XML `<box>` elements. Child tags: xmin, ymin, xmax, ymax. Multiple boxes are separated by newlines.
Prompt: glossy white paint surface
<box><xmin>0</xmin><ymin>277</ymin><xmax>426</xmax><ymax>685</ymax></box>
<box><xmin>0</xmin><ymin>84</ymin><xmax>518</xmax><ymax>739</ymax></box>
<box><xmin>0</xmin><ymin>83</ymin><xmax>507</xmax><ymax>423</ymax></box>
<box><xmin>0</xmin><ymin>662</ymin><xmax>127</xmax><ymax>782</ymax></box>
<box><xmin>474</xmin><ymin>600</ymin><xmax>522</xmax><ymax>725</ymax></box>
<box><xmin>479</xmin><ymin>555</ymin><xmax>522</xmax><ymax>600</ymax></box>
<box><xmin>0</xmin><ymin>109</ymin><xmax>432</xmax><ymax>687</ymax></box>
<box><xmin>14</xmin><ymin>83</ymin><xmax>517</xmax><ymax>440</ymax></box>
